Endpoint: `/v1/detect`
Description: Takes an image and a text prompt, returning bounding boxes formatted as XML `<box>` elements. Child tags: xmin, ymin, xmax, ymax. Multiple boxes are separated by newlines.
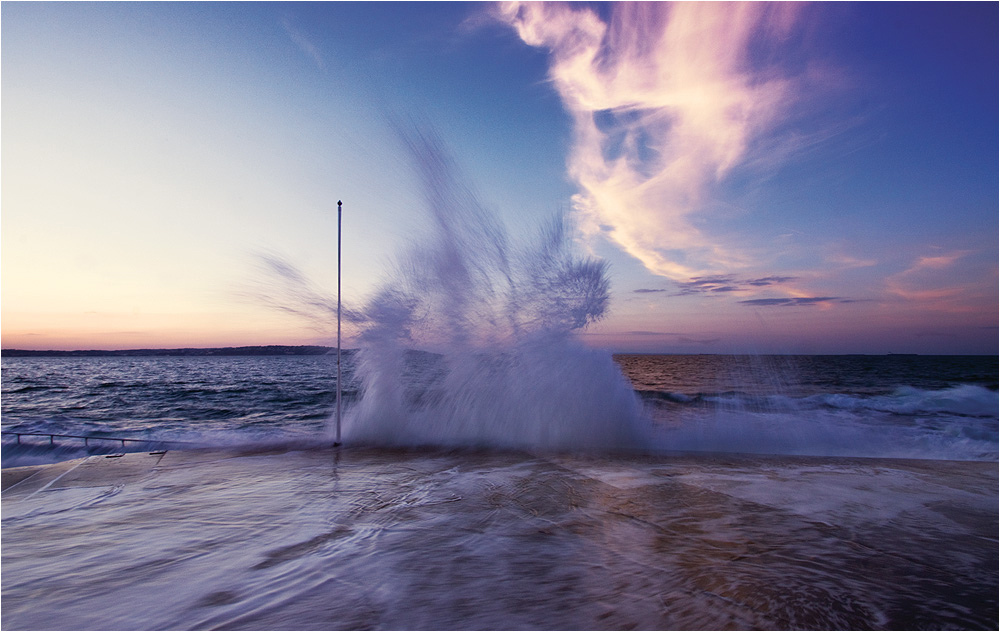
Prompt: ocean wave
<box><xmin>7</xmin><ymin>385</ymin><xmax>70</xmax><ymax>394</ymax></box>
<box><xmin>639</xmin><ymin>384</ymin><xmax>999</xmax><ymax>419</ymax></box>
<box><xmin>814</xmin><ymin>384</ymin><xmax>999</xmax><ymax>417</ymax></box>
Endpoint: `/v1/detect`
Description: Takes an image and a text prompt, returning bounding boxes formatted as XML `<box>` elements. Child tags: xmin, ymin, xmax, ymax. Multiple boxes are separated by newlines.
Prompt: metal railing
<box><xmin>1</xmin><ymin>431</ymin><xmax>195</xmax><ymax>448</ymax></box>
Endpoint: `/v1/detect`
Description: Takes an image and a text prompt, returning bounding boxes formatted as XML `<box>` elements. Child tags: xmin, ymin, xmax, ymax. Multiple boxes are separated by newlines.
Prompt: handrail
<box><xmin>1</xmin><ymin>431</ymin><xmax>195</xmax><ymax>448</ymax></box>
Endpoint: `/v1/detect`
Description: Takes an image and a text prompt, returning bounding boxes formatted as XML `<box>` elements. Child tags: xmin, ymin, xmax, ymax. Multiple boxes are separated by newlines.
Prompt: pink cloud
<box><xmin>498</xmin><ymin>1</ymin><xmax>810</xmax><ymax>280</ymax></box>
<box><xmin>886</xmin><ymin>250</ymin><xmax>994</xmax><ymax>313</ymax></box>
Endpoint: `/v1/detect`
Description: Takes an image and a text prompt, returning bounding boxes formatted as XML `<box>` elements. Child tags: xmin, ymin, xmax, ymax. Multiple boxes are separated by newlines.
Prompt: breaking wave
<box><xmin>341</xmin><ymin>129</ymin><xmax>645</xmax><ymax>452</ymax></box>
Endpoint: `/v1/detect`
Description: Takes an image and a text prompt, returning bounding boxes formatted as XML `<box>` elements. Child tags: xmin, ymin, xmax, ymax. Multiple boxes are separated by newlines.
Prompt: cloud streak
<box><xmin>498</xmin><ymin>1</ymin><xmax>810</xmax><ymax>280</ymax></box>
<box><xmin>739</xmin><ymin>297</ymin><xmax>843</xmax><ymax>307</ymax></box>
<box><xmin>885</xmin><ymin>250</ymin><xmax>994</xmax><ymax>312</ymax></box>
<box><xmin>282</xmin><ymin>17</ymin><xmax>325</xmax><ymax>70</ymax></box>
<box><xmin>631</xmin><ymin>274</ymin><xmax>799</xmax><ymax>296</ymax></box>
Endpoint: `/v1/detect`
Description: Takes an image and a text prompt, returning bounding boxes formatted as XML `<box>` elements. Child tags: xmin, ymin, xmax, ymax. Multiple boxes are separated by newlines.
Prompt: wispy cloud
<box><xmin>497</xmin><ymin>1</ymin><xmax>815</xmax><ymax>280</ymax></box>
<box><xmin>745</xmin><ymin>276</ymin><xmax>798</xmax><ymax>287</ymax></box>
<box><xmin>913</xmin><ymin>253</ymin><xmax>966</xmax><ymax>269</ymax></box>
<box><xmin>624</xmin><ymin>330</ymin><xmax>684</xmax><ymax>337</ymax></box>
<box><xmin>282</xmin><ymin>17</ymin><xmax>325</xmax><ymax>70</ymax></box>
<box><xmin>739</xmin><ymin>297</ymin><xmax>843</xmax><ymax>307</ymax></box>
<box><xmin>825</xmin><ymin>253</ymin><xmax>879</xmax><ymax>269</ymax></box>
<box><xmin>666</xmin><ymin>274</ymin><xmax>800</xmax><ymax>296</ymax></box>
<box><xmin>885</xmin><ymin>250</ymin><xmax>987</xmax><ymax>309</ymax></box>
<box><xmin>583</xmin><ymin>330</ymin><xmax>720</xmax><ymax>345</ymax></box>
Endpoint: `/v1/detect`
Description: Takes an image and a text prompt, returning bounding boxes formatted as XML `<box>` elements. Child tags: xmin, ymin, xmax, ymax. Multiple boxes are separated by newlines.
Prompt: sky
<box><xmin>2</xmin><ymin>1</ymin><xmax>997</xmax><ymax>355</ymax></box>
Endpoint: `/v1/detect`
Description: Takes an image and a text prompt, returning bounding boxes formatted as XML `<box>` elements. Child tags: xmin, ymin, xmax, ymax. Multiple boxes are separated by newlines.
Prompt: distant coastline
<box><xmin>0</xmin><ymin>345</ymin><xmax>354</xmax><ymax>357</ymax></box>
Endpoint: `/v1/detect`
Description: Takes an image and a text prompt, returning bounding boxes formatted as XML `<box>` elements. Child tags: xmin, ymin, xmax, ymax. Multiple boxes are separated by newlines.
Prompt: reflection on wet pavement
<box><xmin>3</xmin><ymin>447</ymin><xmax>997</xmax><ymax>630</ymax></box>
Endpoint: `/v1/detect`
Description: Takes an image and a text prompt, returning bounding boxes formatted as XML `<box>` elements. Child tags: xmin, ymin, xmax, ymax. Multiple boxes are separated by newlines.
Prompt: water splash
<box><xmin>341</xmin><ymin>129</ymin><xmax>644</xmax><ymax>451</ymax></box>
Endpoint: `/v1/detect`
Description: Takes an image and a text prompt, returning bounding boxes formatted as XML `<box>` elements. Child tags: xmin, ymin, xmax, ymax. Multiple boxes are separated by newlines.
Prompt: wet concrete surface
<box><xmin>2</xmin><ymin>447</ymin><xmax>997</xmax><ymax>630</ymax></box>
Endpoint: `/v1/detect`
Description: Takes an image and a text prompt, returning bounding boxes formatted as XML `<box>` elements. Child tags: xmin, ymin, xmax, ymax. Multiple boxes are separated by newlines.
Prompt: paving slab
<box><xmin>2</xmin><ymin>447</ymin><xmax>997</xmax><ymax>630</ymax></box>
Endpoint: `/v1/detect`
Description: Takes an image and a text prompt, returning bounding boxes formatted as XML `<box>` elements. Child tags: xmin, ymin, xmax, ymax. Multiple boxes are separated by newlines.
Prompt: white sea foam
<box><xmin>647</xmin><ymin>399</ymin><xmax>998</xmax><ymax>461</ymax></box>
<box><xmin>651</xmin><ymin>384</ymin><xmax>999</xmax><ymax>418</ymax></box>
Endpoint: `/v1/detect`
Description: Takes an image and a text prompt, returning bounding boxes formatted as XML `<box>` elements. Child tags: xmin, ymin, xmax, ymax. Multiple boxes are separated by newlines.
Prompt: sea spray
<box><xmin>240</xmin><ymin>130</ymin><xmax>997</xmax><ymax>461</ymax></box>
<box><xmin>341</xmin><ymin>129</ymin><xmax>644</xmax><ymax>451</ymax></box>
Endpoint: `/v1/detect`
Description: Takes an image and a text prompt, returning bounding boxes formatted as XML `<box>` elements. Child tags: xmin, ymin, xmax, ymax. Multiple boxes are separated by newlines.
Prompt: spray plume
<box><xmin>342</xmin><ymin>128</ymin><xmax>644</xmax><ymax>451</ymax></box>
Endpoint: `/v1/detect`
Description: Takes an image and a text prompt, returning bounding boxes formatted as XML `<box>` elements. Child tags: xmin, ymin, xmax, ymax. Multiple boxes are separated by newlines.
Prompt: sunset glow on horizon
<box><xmin>2</xmin><ymin>2</ymin><xmax>997</xmax><ymax>354</ymax></box>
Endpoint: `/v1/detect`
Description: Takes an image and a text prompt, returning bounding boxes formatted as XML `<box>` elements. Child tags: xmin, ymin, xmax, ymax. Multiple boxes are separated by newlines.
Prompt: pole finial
<box><xmin>338</xmin><ymin>200</ymin><xmax>342</xmax><ymax>207</ymax></box>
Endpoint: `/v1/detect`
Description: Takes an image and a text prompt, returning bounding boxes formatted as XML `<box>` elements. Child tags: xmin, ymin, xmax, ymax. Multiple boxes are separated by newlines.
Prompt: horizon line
<box><xmin>2</xmin><ymin>346</ymin><xmax>994</xmax><ymax>358</ymax></box>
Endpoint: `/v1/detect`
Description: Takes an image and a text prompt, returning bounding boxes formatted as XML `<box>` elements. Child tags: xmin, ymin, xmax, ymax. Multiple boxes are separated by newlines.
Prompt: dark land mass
<box><xmin>1</xmin><ymin>346</ymin><xmax>357</xmax><ymax>358</ymax></box>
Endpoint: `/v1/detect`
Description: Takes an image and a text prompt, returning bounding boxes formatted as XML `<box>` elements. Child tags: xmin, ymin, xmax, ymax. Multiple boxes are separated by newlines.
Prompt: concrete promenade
<box><xmin>2</xmin><ymin>447</ymin><xmax>997</xmax><ymax>630</ymax></box>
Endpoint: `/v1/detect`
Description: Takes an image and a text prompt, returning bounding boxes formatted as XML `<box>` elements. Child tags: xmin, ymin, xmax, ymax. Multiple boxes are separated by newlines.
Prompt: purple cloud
<box><xmin>738</xmin><ymin>297</ymin><xmax>842</xmax><ymax>307</ymax></box>
<box><xmin>745</xmin><ymin>276</ymin><xmax>798</xmax><ymax>287</ymax></box>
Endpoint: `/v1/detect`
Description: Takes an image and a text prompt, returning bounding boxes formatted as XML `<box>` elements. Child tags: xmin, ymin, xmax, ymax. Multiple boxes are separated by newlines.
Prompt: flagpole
<box><xmin>335</xmin><ymin>199</ymin><xmax>342</xmax><ymax>446</ymax></box>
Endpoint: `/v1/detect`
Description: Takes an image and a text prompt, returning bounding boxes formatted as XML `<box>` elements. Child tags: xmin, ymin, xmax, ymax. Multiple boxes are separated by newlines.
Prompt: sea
<box><xmin>3</xmin><ymin>352</ymin><xmax>996</xmax><ymax>468</ymax></box>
